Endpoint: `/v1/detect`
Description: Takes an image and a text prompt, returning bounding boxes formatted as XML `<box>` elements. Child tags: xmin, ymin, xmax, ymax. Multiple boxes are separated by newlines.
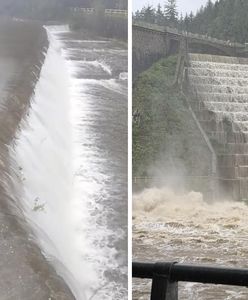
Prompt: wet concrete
<box><xmin>0</xmin><ymin>20</ymin><xmax>75</xmax><ymax>299</ymax></box>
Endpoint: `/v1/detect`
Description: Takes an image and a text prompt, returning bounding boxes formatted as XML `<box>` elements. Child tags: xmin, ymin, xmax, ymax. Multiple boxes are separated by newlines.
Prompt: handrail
<box><xmin>105</xmin><ymin>9</ymin><xmax>127</xmax><ymax>15</ymax></box>
<box><xmin>133</xmin><ymin>262</ymin><xmax>248</xmax><ymax>300</ymax></box>
<box><xmin>133</xmin><ymin>176</ymin><xmax>238</xmax><ymax>181</ymax></box>
<box><xmin>70</xmin><ymin>7</ymin><xmax>128</xmax><ymax>16</ymax></box>
<box><xmin>133</xmin><ymin>21</ymin><xmax>245</xmax><ymax>49</ymax></box>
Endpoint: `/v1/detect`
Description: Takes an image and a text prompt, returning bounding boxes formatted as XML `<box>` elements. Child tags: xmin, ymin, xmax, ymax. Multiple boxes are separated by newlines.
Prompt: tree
<box><xmin>179</xmin><ymin>0</ymin><xmax>248</xmax><ymax>44</ymax></box>
<box><xmin>183</xmin><ymin>13</ymin><xmax>190</xmax><ymax>31</ymax></box>
<box><xmin>140</xmin><ymin>4</ymin><xmax>155</xmax><ymax>24</ymax></box>
<box><xmin>133</xmin><ymin>9</ymin><xmax>142</xmax><ymax>21</ymax></box>
<box><xmin>164</xmin><ymin>0</ymin><xmax>178</xmax><ymax>26</ymax></box>
<box><xmin>156</xmin><ymin>3</ymin><xmax>164</xmax><ymax>25</ymax></box>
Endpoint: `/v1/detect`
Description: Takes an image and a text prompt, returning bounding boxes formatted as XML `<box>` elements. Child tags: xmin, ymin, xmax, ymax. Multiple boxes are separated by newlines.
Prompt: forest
<box><xmin>133</xmin><ymin>0</ymin><xmax>248</xmax><ymax>44</ymax></box>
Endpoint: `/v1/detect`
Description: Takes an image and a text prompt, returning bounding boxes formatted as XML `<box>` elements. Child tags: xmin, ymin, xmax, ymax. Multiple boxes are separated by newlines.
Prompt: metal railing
<box><xmin>133</xmin><ymin>176</ymin><xmax>241</xmax><ymax>183</ymax></box>
<box><xmin>70</xmin><ymin>7</ymin><xmax>127</xmax><ymax>16</ymax></box>
<box><xmin>105</xmin><ymin>9</ymin><xmax>128</xmax><ymax>16</ymax></box>
<box><xmin>133</xmin><ymin>262</ymin><xmax>248</xmax><ymax>300</ymax></box>
<box><xmin>70</xmin><ymin>7</ymin><xmax>95</xmax><ymax>13</ymax></box>
<box><xmin>133</xmin><ymin>21</ymin><xmax>245</xmax><ymax>49</ymax></box>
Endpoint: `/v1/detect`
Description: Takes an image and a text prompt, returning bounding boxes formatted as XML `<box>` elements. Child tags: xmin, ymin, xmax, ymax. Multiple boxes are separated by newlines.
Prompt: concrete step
<box><xmin>195</xmin><ymin>92</ymin><xmax>248</xmax><ymax>103</ymax></box>
<box><xmin>239</xmin><ymin>178</ymin><xmax>248</xmax><ymax>200</ymax></box>
<box><xmin>225</xmin><ymin>143</ymin><xmax>248</xmax><ymax>154</ymax></box>
<box><xmin>189</xmin><ymin>53</ymin><xmax>248</xmax><ymax>65</ymax></box>
<box><xmin>207</xmin><ymin>131</ymin><xmax>247</xmax><ymax>144</ymax></box>
<box><xmin>238</xmin><ymin>166</ymin><xmax>248</xmax><ymax>177</ymax></box>
<box><xmin>218</xmin><ymin>154</ymin><xmax>248</xmax><ymax>167</ymax></box>
<box><xmin>218</xmin><ymin>166</ymin><xmax>239</xmax><ymax>179</ymax></box>
<box><xmin>218</xmin><ymin>165</ymin><xmax>248</xmax><ymax>178</ymax></box>
<box><xmin>218</xmin><ymin>178</ymin><xmax>240</xmax><ymax>201</ymax></box>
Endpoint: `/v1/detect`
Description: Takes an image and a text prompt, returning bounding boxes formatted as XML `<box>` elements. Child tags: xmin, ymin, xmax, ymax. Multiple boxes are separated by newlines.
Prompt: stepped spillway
<box><xmin>188</xmin><ymin>53</ymin><xmax>248</xmax><ymax>200</ymax></box>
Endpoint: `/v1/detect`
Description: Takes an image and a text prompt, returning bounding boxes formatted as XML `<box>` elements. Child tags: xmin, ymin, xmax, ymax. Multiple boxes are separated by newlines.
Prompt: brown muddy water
<box><xmin>133</xmin><ymin>187</ymin><xmax>248</xmax><ymax>299</ymax></box>
<box><xmin>0</xmin><ymin>20</ymin><xmax>74</xmax><ymax>299</ymax></box>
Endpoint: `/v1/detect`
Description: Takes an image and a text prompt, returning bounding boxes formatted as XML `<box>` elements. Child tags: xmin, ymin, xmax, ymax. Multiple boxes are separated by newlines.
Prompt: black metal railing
<box><xmin>133</xmin><ymin>262</ymin><xmax>248</xmax><ymax>300</ymax></box>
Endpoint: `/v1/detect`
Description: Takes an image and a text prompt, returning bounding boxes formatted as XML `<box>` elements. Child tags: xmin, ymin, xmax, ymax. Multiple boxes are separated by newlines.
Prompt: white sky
<box><xmin>133</xmin><ymin>0</ymin><xmax>216</xmax><ymax>16</ymax></box>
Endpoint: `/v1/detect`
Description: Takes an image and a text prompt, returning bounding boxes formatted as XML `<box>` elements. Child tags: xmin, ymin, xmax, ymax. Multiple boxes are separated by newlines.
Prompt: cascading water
<box><xmin>188</xmin><ymin>54</ymin><xmax>248</xmax><ymax>130</ymax></box>
<box><xmin>133</xmin><ymin>53</ymin><xmax>248</xmax><ymax>299</ymax></box>
<box><xmin>187</xmin><ymin>53</ymin><xmax>248</xmax><ymax>200</ymax></box>
<box><xmin>9</xmin><ymin>25</ymin><xmax>127</xmax><ymax>299</ymax></box>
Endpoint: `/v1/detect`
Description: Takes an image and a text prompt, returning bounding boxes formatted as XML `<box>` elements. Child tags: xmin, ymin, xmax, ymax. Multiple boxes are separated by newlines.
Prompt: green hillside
<box><xmin>133</xmin><ymin>56</ymin><xmax>211</xmax><ymax>191</ymax></box>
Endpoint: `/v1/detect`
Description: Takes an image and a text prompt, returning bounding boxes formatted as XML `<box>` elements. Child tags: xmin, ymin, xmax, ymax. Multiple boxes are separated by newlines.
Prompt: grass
<box><xmin>133</xmin><ymin>56</ymin><xmax>211</xmax><ymax>190</ymax></box>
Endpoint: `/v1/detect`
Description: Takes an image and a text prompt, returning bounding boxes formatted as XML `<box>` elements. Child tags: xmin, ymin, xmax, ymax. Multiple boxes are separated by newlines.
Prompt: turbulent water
<box><xmin>188</xmin><ymin>53</ymin><xmax>248</xmax><ymax>200</ymax></box>
<box><xmin>9</xmin><ymin>25</ymin><xmax>127</xmax><ymax>299</ymax></box>
<box><xmin>133</xmin><ymin>54</ymin><xmax>248</xmax><ymax>299</ymax></box>
<box><xmin>133</xmin><ymin>187</ymin><xmax>248</xmax><ymax>299</ymax></box>
<box><xmin>188</xmin><ymin>54</ymin><xmax>248</xmax><ymax>134</ymax></box>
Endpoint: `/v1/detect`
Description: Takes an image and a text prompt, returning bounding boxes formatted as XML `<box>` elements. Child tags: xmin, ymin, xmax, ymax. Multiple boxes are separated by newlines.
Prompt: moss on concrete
<box><xmin>133</xmin><ymin>56</ymin><xmax>211</xmax><ymax>191</ymax></box>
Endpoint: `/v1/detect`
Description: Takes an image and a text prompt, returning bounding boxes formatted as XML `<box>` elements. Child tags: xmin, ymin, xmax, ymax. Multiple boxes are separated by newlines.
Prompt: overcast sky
<box><xmin>133</xmin><ymin>0</ymin><xmax>216</xmax><ymax>16</ymax></box>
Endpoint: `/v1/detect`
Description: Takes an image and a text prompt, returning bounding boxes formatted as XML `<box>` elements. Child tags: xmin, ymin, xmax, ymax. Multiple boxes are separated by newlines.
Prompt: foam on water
<box><xmin>133</xmin><ymin>187</ymin><xmax>248</xmax><ymax>299</ymax></box>
<box><xmin>9</xmin><ymin>25</ymin><xmax>126</xmax><ymax>299</ymax></box>
<box><xmin>119</xmin><ymin>72</ymin><xmax>128</xmax><ymax>80</ymax></box>
<box><xmin>70</xmin><ymin>78</ymin><xmax>127</xmax><ymax>96</ymax></box>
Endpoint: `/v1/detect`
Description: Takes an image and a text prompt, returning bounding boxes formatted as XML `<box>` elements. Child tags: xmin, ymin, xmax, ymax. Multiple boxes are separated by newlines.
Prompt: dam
<box><xmin>133</xmin><ymin>22</ymin><xmax>248</xmax><ymax>201</ymax></box>
<box><xmin>133</xmin><ymin>21</ymin><xmax>248</xmax><ymax>300</ymax></box>
<box><xmin>187</xmin><ymin>54</ymin><xmax>248</xmax><ymax>201</ymax></box>
<box><xmin>1</xmin><ymin>20</ymin><xmax>127</xmax><ymax>299</ymax></box>
<box><xmin>0</xmin><ymin>20</ymin><xmax>74</xmax><ymax>299</ymax></box>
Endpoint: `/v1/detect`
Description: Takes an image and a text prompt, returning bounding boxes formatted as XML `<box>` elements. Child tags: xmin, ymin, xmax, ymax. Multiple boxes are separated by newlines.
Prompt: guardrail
<box><xmin>133</xmin><ymin>262</ymin><xmax>248</xmax><ymax>300</ymax></box>
<box><xmin>70</xmin><ymin>7</ymin><xmax>95</xmax><ymax>13</ymax></box>
<box><xmin>133</xmin><ymin>176</ymin><xmax>240</xmax><ymax>183</ymax></box>
<box><xmin>105</xmin><ymin>9</ymin><xmax>127</xmax><ymax>16</ymax></box>
<box><xmin>133</xmin><ymin>21</ymin><xmax>244</xmax><ymax>49</ymax></box>
<box><xmin>70</xmin><ymin>7</ymin><xmax>127</xmax><ymax>16</ymax></box>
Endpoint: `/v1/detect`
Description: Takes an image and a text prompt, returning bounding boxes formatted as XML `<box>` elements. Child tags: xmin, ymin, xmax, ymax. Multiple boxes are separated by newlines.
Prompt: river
<box><xmin>133</xmin><ymin>186</ymin><xmax>248</xmax><ymax>299</ymax></box>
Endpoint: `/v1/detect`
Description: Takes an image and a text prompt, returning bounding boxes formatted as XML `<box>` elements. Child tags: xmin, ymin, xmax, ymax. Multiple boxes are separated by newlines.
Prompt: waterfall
<box><xmin>188</xmin><ymin>54</ymin><xmax>248</xmax><ymax>127</ymax></box>
<box><xmin>188</xmin><ymin>53</ymin><xmax>248</xmax><ymax>200</ymax></box>
<box><xmin>9</xmin><ymin>25</ymin><xmax>127</xmax><ymax>299</ymax></box>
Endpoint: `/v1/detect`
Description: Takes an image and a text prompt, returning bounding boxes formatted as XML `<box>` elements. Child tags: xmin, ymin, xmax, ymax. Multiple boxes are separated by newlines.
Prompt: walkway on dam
<box><xmin>133</xmin><ymin>21</ymin><xmax>246</xmax><ymax>56</ymax></box>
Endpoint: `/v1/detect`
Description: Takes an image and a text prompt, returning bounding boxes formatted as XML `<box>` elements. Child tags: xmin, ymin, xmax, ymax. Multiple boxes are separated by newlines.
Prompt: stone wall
<box><xmin>133</xmin><ymin>26</ymin><xmax>168</xmax><ymax>78</ymax></box>
<box><xmin>133</xmin><ymin>24</ymin><xmax>246</xmax><ymax>79</ymax></box>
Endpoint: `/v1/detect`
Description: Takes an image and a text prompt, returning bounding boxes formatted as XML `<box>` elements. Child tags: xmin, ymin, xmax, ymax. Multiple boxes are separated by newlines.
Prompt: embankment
<box><xmin>132</xmin><ymin>56</ymin><xmax>211</xmax><ymax>194</ymax></box>
<box><xmin>0</xmin><ymin>20</ymin><xmax>74</xmax><ymax>299</ymax></box>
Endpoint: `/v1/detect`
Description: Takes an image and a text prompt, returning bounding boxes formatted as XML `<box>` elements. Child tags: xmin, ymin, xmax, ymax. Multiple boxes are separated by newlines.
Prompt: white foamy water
<box><xmin>9</xmin><ymin>25</ymin><xmax>127</xmax><ymax>299</ymax></box>
<box><xmin>133</xmin><ymin>187</ymin><xmax>248</xmax><ymax>299</ymax></box>
<box><xmin>187</xmin><ymin>53</ymin><xmax>248</xmax><ymax>200</ymax></box>
<box><xmin>188</xmin><ymin>54</ymin><xmax>248</xmax><ymax>130</ymax></box>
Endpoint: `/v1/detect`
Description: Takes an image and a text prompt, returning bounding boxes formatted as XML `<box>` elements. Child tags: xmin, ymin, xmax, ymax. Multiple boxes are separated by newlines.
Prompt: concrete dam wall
<box><xmin>2</xmin><ymin>21</ymin><xmax>128</xmax><ymax>299</ymax></box>
<box><xmin>132</xmin><ymin>23</ymin><xmax>247</xmax><ymax>79</ymax></box>
<box><xmin>0</xmin><ymin>20</ymin><xmax>74</xmax><ymax>299</ymax></box>
<box><xmin>133</xmin><ymin>26</ymin><xmax>168</xmax><ymax>77</ymax></box>
<box><xmin>187</xmin><ymin>53</ymin><xmax>248</xmax><ymax>201</ymax></box>
<box><xmin>133</xmin><ymin>23</ymin><xmax>248</xmax><ymax>201</ymax></box>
